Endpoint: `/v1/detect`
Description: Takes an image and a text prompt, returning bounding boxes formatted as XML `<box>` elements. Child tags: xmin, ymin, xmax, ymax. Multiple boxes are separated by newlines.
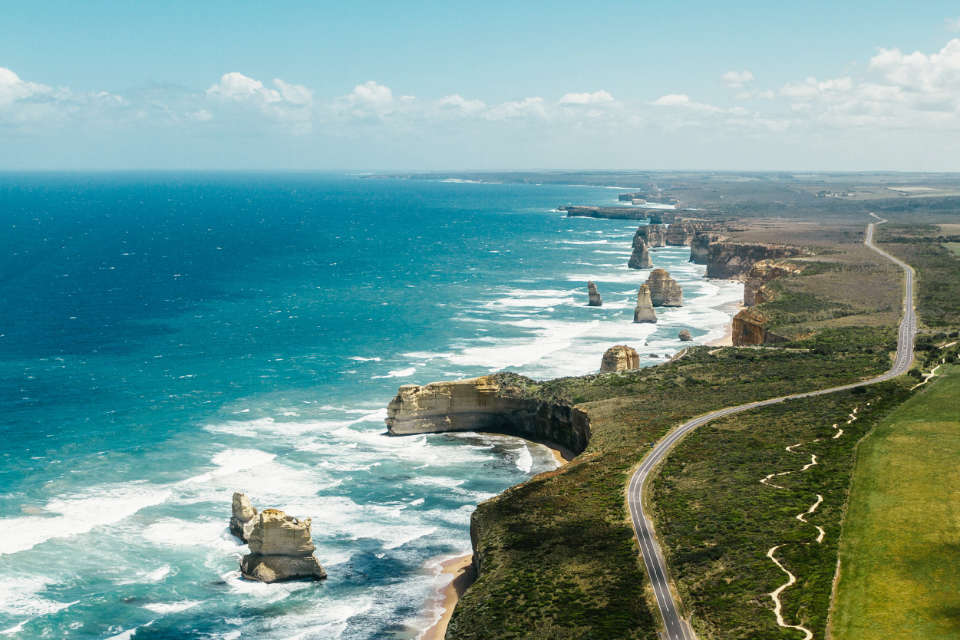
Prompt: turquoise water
<box><xmin>0</xmin><ymin>174</ymin><xmax>741</xmax><ymax>639</ymax></box>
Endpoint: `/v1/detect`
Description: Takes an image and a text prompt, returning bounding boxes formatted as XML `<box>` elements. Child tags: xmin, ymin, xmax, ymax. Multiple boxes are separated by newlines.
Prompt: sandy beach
<box><xmin>420</xmin><ymin>554</ymin><xmax>475</xmax><ymax>640</ymax></box>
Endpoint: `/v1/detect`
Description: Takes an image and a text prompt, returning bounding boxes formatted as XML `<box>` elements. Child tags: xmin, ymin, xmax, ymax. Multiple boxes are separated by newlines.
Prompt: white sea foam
<box><xmin>349</xmin><ymin>356</ymin><xmax>382</xmax><ymax>362</ymax></box>
<box><xmin>0</xmin><ymin>483</ymin><xmax>172</xmax><ymax>556</ymax></box>
<box><xmin>513</xmin><ymin>444</ymin><xmax>533</xmax><ymax>473</ymax></box>
<box><xmin>142</xmin><ymin>600</ymin><xmax>201</xmax><ymax>614</ymax></box>
<box><xmin>372</xmin><ymin>367</ymin><xmax>416</xmax><ymax>379</ymax></box>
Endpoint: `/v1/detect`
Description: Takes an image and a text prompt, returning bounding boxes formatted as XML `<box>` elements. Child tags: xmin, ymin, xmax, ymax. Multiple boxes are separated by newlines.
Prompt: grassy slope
<box><xmin>446</xmin><ymin>335</ymin><xmax>894</xmax><ymax>640</ymax></box>
<box><xmin>831</xmin><ymin>366</ymin><xmax>960</xmax><ymax>640</ymax></box>
<box><xmin>650</xmin><ymin>383</ymin><xmax>912</xmax><ymax>639</ymax></box>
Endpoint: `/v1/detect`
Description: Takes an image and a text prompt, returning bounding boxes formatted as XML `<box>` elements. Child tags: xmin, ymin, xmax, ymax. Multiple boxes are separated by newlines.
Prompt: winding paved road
<box><xmin>627</xmin><ymin>216</ymin><xmax>916</xmax><ymax>640</ymax></box>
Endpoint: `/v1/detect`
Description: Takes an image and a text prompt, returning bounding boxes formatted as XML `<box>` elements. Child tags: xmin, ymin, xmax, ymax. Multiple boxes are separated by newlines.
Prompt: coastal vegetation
<box><xmin>446</xmin><ymin>328</ymin><xmax>896</xmax><ymax>639</ymax></box>
<box><xmin>650</xmin><ymin>382</ymin><xmax>912</xmax><ymax>639</ymax></box>
<box><xmin>831</xmin><ymin>365</ymin><xmax>960</xmax><ymax>640</ymax></box>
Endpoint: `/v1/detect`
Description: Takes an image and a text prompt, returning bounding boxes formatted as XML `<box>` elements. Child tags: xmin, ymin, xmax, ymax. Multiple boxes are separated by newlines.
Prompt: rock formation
<box><xmin>230</xmin><ymin>492</ymin><xmax>258</xmax><ymax>542</ymax></box>
<box><xmin>600</xmin><ymin>345</ymin><xmax>640</xmax><ymax>372</ymax></box>
<box><xmin>645</xmin><ymin>269</ymin><xmax>683</xmax><ymax>306</ymax></box>
<box><xmin>561</xmin><ymin>206</ymin><xmax>648</xmax><ymax>220</ymax></box>
<box><xmin>743</xmin><ymin>260</ymin><xmax>803</xmax><ymax>306</ymax></box>
<box><xmin>386</xmin><ymin>374</ymin><xmax>591</xmax><ymax>455</ymax></box>
<box><xmin>634</xmin><ymin>224</ymin><xmax>667</xmax><ymax>248</ymax></box>
<box><xmin>633</xmin><ymin>285</ymin><xmax>657</xmax><ymax>323</ymax></box>
<box><xmin>706</xmin><ymin>242</ymin><xmax>804</xmax><ymax>280</ymax></box>
<box><xmin>618</xmin><ymin>191</ymin><xmax>650</xmax><ymax>202</ymax></box>
<box><xmin>731</xmin><ymin>308</ymin><xmax>789</xmax><ymax>346</ymax></box>
<box><xmin>628</xmin><ymin>236</ymin><xmax>653</xmax><ymax>269</ymax></box>
<box><xmin>678</xmin><ymin>330</ymin><xmax>693</xmax><ymax>342</ymax></box>
<box><xmin>587</xmin><ymin>281</ymin><xmax>602</xmax><ymax>306</ymax></box>
<box><xmin>240</xmin><ymin>508</ymin><xmax>327</xmax><ymax>583</ymax></box>
<box><xmin>690</xmin><ymin>232</ymin><xmax>725</xmax><ymax>265</ymax></box>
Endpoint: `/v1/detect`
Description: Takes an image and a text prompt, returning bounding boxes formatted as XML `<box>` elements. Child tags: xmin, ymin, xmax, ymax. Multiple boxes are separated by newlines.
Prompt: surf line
<box><xmin>759</xmin><ymin>406</ymin><xmax>860</xmax><ymax>638</ymax></box>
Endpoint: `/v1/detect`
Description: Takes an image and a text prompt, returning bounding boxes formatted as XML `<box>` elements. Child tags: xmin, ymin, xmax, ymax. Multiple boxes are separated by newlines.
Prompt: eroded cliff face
<box><xmin>690</xmin><ymin>232</ymin><xmax>725</xmax><ymax>265</ymax></box>
<box><xmin>646</xmin><ymin>269</ymin><xmax>683</xmax><ymax>307</ymax></box>
<box><xmin>743</xmin><ymin>260</ymin><xmax>803</xmax><ymax>306</ymax></box>
<box><xmin>385</xmin><ymin>374</ymin><xmax>590</xmax><ymax>455</ymax></box>
<box><xmin>628</xmin><ymin>237</ymin><xmax>653</xmax><ymax>269</ymax></box>
<box><xmin>731</xmin><ymin>308</ymin><xmax>789</xmax><ymax>346</ymax></box>
<box><xmin>634</xmin><ymin>224</ymin><xmax>667</xmax><ymax>248</ymax></box>
<box><xmin>706</xmin><ymin>242</ymin><xmax>804</xmax><ymax>280</ymax></box>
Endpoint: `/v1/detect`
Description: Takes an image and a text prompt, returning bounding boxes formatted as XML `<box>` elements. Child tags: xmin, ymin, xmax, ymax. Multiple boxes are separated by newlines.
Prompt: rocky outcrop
<box><xmin>743</xmin><ymin>260</ymin><xmax>804</xmax><ymax>306</ymax></box>
<box><xmin>678</xmin><ymin>330</ymin><xmax>693</xmax><ymax>342</ymax></box>
<box><xmin>618</xmin><ymin>191</ymin><xmax>650</xmax><ymax>202</ymax></box>
<box><xmin>628</xmin><ymin>237</ymin><xmax>653</xmax><ymax>269</ymax></box>
<box><xmin>600</xmin><ymin>345</ymin><xmax>640</xmax><ymax>372</ymax></box>
<box><xmin>240</xmin><ymin>508</ymin><xmax>327</xmax><ymax>583</ymax></box>
<box><xmin>731</xmin><ymin>308</ymin><xmax>789</xmax><ymax>346</ymax></box>
<box><xmin>561</xmin><ymin>206</ymin><xmax>648</xmax><ymax>220</ymax></box>
<box><xmin>706</xmin><ymin>242</ymin><xmax>804</xmax><ymax>280</ymax></box>
<box><xmin>386</xmin><ymin>374</ymin><xmax>591</xmax><ymax>455</ymax></box>
<box><xmin>634</xmin><ymin>224</ymin><xmax>667</xmax><ymax>248</ymax></box>
<box><xmin>690</xmin><ymin>232</ymin><xmax>725</xmax><ymax>265</ymax></box>
<box><xmin>587</xmin><ymin>281</ymin><xmax>602</xmax><ymax>306</ymax></box>
<box><xmin>645</xmin><ymin>269</ymin><xmax>683</xmax><ymax>306</ymax></box>
<box><xmin>633</xmin><ymin>285</ymin><xmax>657</xmax><ymax>323</ymax></box>
<box><xmin>230</xmin><ymin>492</ymin><xmax>258</xmax><ymax>542</ymax></box>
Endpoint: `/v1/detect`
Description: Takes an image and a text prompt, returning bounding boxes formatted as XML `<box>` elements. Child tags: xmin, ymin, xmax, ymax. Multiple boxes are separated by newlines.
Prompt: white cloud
<box><xmin>869</xmin><ymin>38</ymin><xmax>960</xmax><ymax>92</ymax></box>
<box><xmin>722</xmin><ymin>70</ymin><xmax>754</xmax><ymax>88</ymax></box>
<box><xmin>0</xmin><ymin>67</ymin><xmax>54</xmax><ymax>106</ymax></box>
<box><xmin>207</xmin><ymin>72</ymin><xmax>280</xmax><ymax>102</ymax></box>
<box><xmin>349</xmin><ymin>80</ymin><xmax>394</xmax><ymax>107</ymax></box>
<box><xmin>274</xmin><ymin>79</ymin><xmax>313</xmax><ymax>106</ymax></box>
<box><xmin>437</xmin><ymin>94</ymin><xmax>486</xmax><ymax>113</ymax></box>
<box><xmin>653</xmin><ymin>93</ymin><xmax>691</xmax><ymax>106</ymax></box>
<box><xmin>946</xmin><ymin>17</ymin><xmax>960</xmax><ymax>32</ymax></box>
<box><xmin>780</xmin><ymin>76</ymin><xmax>853</xmax><ymax>99</ymax></box>
<box><xmin>559</xmin><ymin>90</ymin><xmax>614</xmax><ymax>105</ymax></box>
<box><xmin>485</xmin><ymin>96</ymin><xmax>546</xmax><ymax>120</ymax></box>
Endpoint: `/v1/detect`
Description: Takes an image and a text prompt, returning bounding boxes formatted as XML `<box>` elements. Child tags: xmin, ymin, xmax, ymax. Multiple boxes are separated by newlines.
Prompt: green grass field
<box><xmin>945</xmin><ymin>242</ymin><xmax>960</xmax><ymax>257</ymax></box>
<box><xmin>831</xmin><ymin>365</ymin><xmax>960</xmax><ymax>640</ymax></box>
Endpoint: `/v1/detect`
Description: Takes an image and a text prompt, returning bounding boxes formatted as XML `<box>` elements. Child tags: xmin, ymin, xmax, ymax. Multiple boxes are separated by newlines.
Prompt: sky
<box><xmin>3</xmin><ymin>0</ymin><xmax>960</xmax><ymax>171</ymax></box>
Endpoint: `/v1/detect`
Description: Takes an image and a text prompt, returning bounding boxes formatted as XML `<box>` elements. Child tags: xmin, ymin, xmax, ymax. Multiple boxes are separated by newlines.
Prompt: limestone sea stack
<box><xmin>240</xmin><ymin>509</ymin><xmax>327</xmax><ymax>583</ymax></box>
<box><xmin>633</xmin><ymin>224</ymin><xmax>667</xmax><ymax>248</ymax></box>
<box><xmin>633</xmin><ymin>285</ymin><xmax>657</xmax><ymax>323</ymax></box>
<box><xmin>600</xmin><ymin>345</ymin><xmax>640</xmax><ymax>372</ymax></box>
<box><xmin>645</xmin><ymin>269</ymin><xmax>683</xmax><ymax>306</ymax></box>
<box><xmin>587</xmin><ymin>281</ymin><xmax>602</xmax><ymax>306</ymax></box>
<box><xmin>628</xmin><ymin>237</ymin><xmax>653</xmax><ymax>269</ymax></box>
<box><xmin>230</xmin><ymin>492</ymin><xmax>258</xmax><ymax>542</ymax></box>
<box><xmin>678</xmin><ymin>330</ymin><xmax>693</xmax><ymax>342</ymax></box>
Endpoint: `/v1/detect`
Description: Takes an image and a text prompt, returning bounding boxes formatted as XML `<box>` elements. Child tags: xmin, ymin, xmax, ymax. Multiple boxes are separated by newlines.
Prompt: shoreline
<box><xmin>706</xmin><ymin>302</ymin><xmax>743</xmax><ymax>346</ymax></box>
<box><xmin>419</xmin><ymin>439</ymin><xmax>571</xmax><ymax>640</ymax></box>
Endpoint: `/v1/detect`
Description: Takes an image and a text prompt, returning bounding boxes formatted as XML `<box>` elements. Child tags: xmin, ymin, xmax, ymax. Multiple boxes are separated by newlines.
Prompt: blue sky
<box><xmin>3</xmin><ymin>1</ymin><xmax>960</xmax><ymax>170</ymax></box>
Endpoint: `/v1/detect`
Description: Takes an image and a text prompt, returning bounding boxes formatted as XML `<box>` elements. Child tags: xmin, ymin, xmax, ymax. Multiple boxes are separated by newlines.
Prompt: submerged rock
<box><xmin>230</xmin><ymin>492</ymin><xmax>258</xmax><ymax>542</ymax></box>
<box><xmin>587</xmin><ymin>281</ymin><xmax>602</xmax><ymax>306</ymax></box>
<box><xmin>600</xmin><ymin>345</ymin><xmax>640</xmax><ymax>372</ymax></box>
<box><xmin>646</xmin><ymin>269</ymin><xmax>683</xmax><ymax>307</ymax></box>
<box><xmin>633</xmin><ymin>285</ymin><xmax>657</xmax><ymax>323</ymax></box>
<box><xmin>240</xmin><ymin>509</ymin><xmax>327</xmax><ymax>583</ymax></box>
<box><xmin>678</xmin><ymin>330</ymin><xmax>693</xmax><ymax>342</ymax></box>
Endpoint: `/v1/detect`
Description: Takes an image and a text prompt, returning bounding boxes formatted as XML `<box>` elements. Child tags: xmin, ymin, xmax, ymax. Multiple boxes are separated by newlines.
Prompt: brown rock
<box><xmin>587</xmin><ymin>281</ymin><xmax>602</xmax><ymax>306</ymax></box>
<box><xmin>240</xmin><ymin>509</ymin><xmax>327</xmax><ymax>583</ymax></box>
<box><xmin>633</xmin><ymin>285</ymin><xmax>657</xmax><ymax>323</ymax></box>
<box><xmin>628</xmin><ymin>237</ymin><xmax>653</xmax><ymax>269</ymax></box>
<box><xmin>230</xmin><ymin>492</ymin><xmax>258</xmax><ymax>542</ymax></box>
<box><xmin>678</xmin><ymin>330</ymin><xmax>693</xmax><ymax>342</ymax></box>
<box><xmin>743</xmin><ymin>260</ymin><xmax>803</xmax><ymax>306</ymax></box>
<box><xmin>645</xmin><ymin>269</ymin><xmax>683</xmax><ymax>306</ymax></box>
<box><xmin>706</xmin><ymin>243</ymin><xmax>805</xmax><ymax>280</ymax></box>
<box><xmin>634</xmin><ymin>224</ymin><xmax>667</xmax><ymax>248</ymax></box>
<box><xmin>600</xmin><ymin>345</ymin><xmax>640</xmax><ymax>372</ymax></box>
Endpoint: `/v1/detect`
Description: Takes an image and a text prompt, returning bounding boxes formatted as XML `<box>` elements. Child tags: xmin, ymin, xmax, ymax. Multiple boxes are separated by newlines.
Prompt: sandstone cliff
<box><xmin>230</xmin><ymin>492</ymin><xmax>258</xmax><ymax>542</ymax></box>
<box><xmin>634</xmin><ymin>223</ymin><xmax>667</xmax><ymax>248</ymax></box>
<box><xmin>743</xmin><ymin>260</ymin><xmax>803</xmax><ymax>306</ymax></box>
<box><xmin>239</xmin><ymin>507</ymin><xmax>327</xmax><ymax>583</ymax></box>
<box><xmin>633</xmin><ymin>285</ymin><xmax>657</xmax><ymax>323</ymax></box>
<box><xmin>386</xmin><ymin>374</ymin><xmax>590</xmax><ymax>455</ymax></box>
<box><xmin>706</xmin><ymin>242</ymin><xmax>804</xmax><ymax>280</ymax></box>
<box><xmin>731</xmin><ymin>308</ymin><xmax>789</xmax><ymax>346</ymax></box>
<box><xmin>678</xmin><ymin>330</ymin><xmax>693</xmax><ymax>342</ymax></box>
<box><xmin>600</xmin><ymin>345</ymin><xmax>639</xmax><ymax>372</ymax></box>
<box><xmin>628</xmin><ymin>237</ymin><xmax>653</xmax><ymax>269</ymax></box>
<box><xmin>690</xmin><ymin>231</ymin><xmax>725</xmax><ymax>265</ymax></box>
<box><xmin>587</xmin><ymin>281</ymin><xmax>602</xmax><ymax>306</ymax></box>
<box><xmin>562</xmin><ymin>206</ymin><xmax>648</xmax><ymax>220</ymax></box>
<box><xmin>645</xmin><ymin>269</ymin><xmax>683</xmax><ymax>307</ymax></box>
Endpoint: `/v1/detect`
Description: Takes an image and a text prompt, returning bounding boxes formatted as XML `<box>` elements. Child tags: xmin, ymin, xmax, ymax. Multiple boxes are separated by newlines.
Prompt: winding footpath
<box><xmin>627</xmin><ymin>216</ymin><xmax>916</xmax><ymax>639</ymax></box>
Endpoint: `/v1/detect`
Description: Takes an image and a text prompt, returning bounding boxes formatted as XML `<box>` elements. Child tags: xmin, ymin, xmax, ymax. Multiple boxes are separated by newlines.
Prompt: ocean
<box><xmin>0</xmin><ymin>173</ymin><xmax>742</xmax><ymax>639</ymax></box>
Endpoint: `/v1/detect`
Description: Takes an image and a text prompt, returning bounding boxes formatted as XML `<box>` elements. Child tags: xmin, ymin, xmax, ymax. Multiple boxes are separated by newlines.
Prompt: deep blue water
<box><xmin>0</xmin><ymin>173</ymin><xmax>740</xmax><ymax>639</ymax></box>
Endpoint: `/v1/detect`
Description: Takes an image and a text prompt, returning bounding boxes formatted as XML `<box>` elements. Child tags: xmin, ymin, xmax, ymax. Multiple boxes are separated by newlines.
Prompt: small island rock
<box><xmin>628</xmin><ymin>236</ymin><xmax>653</xmax><ymax>269</ymax></box>
<box><xmin>587</xmin><ymin>281</ymin><xmax>602</xmax><ymax>306</ymax></box>
<box><xmin>230</xmin><ymin>492</ymin><xmax>258</xmax><ymax>542</ymax></box>
<box><xmin>678</xmin><ymin>330</ymin><xmax>693</xmax><ymax>342</ymax></box>
<box><xmin>239</xmin><ymin>507</ymin><xmax>327</xmax><ymax>583</ymax></box>
<box><xmin>633</xmin><ymin>285</ymin><xmax>657</xmax><ymax>323</ymax></box>
<box><xmin>645</xmin><ymin>269</ymin><xmax>683</xmax><ymax>307</ymax></box>
<box><xmin>600</xmin><ymin>345</ymin><xmax>640</xmax><ymax>372</ymax></box>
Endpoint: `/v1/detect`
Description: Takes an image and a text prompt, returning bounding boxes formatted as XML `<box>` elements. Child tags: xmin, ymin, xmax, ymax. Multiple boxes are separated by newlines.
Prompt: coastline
<box><xmin>419</xmin><ymin>439</ymin><xmax>572</xmax><ymax>640</ymax></box>
<box><xmin>706</xmin><ymin>302</ymin><xmax>743</xmax><ymax>346</ymax></box>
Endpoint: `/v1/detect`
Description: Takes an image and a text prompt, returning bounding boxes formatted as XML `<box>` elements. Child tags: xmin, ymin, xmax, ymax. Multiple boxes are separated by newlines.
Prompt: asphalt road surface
<box><xmin>627</xmin><ymin>217</ymin><xmax>916</xmax><ymax>639</ymax></box>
